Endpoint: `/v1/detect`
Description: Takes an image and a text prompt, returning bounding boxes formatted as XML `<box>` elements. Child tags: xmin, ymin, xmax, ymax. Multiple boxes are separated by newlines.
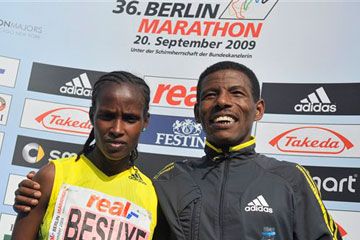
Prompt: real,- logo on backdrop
<box><xmin>113</xmin><ymin>1</ymin><xmax>278</xmax><ymax>58</ymax></box>
<box><xmin>12</xmin><ymin>135</ymin><xmax>82</xmax><ymax>169</ymax></box>
<box><xmin>255</xmin><ymin>122</ymin><xmax>359</xmax><ymax>157</ymax></box>
<box><xmin>305</xmin><ymin>166</ymin><xmax>359</xmax><ymax>203</ymax></box>
<box><xmin>145</xmin><ymin>75</ymin><xmax>197</xmax><ymax>109</ymax></box>
<box><xmin>140</xmin><ymin>114</ymin><xmax>205</xmax><ymax>149</ymax></box>
<box><xmin>28</xmin><ymin>62</ymin><xmax>106</xmax><ymax>99</ymax></box>
<box><xmin>0</xmin><ymin>55</ymin><xmax>20</xmax><ymax>88</ymax></box>
<box><xmin>0</xmin><ymin>93</ymin><xmax>12</xmax><ymax>125</ymax></box>
<box><xmin>20</xmin><ymin>99</ymin><xmax>91</xmax><ymax>136</ymax></box>
<box><xmin>261</xmin><ymin>83</ymin><xmax>360</xmax><ymax>115</ymax></box>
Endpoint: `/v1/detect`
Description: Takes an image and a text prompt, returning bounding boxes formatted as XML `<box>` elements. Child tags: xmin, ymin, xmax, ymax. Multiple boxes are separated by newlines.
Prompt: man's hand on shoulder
<box><xmin>13</xmin><ymin>171</ymin><xmax>42</xmax><ymax>213</ymax></box>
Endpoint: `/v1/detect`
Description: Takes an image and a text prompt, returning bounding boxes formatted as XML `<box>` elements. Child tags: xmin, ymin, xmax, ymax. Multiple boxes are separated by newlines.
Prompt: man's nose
<box><xmin>216</xmin><ymin>91</ymin><xmax>232</xmax><ymax>108</ymax></box>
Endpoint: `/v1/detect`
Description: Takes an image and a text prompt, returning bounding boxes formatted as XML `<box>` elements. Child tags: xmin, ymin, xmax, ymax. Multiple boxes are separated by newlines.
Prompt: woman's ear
<box><xmin>143</xmin><ymin>112</ymin><xmax>150</xmax><ymax>129</ymax></box>
<box><xmin>89</xmin><ymin>106</ymin><xmax>95</xmax><ymax>125</ymax></box>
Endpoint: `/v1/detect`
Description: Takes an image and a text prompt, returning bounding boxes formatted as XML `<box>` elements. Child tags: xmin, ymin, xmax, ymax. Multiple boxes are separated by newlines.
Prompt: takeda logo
<box><xmin>337</xmin><ymin>224</ymin><xmax>348</xmax><ymax>239</ymax></box>
<box><xmin>35</xmin><ymin>107</ymin><xmax>92</xmax><ymax>135</ymax></box>
<box><xmin>269</xmin><ymin>127</ymin><xmax>353</xmax><ymax>154</ymax></box>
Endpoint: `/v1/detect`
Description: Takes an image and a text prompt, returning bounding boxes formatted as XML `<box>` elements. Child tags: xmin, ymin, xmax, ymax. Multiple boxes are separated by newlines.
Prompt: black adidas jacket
<box><xmin>153</xmin><ymin>139</ymin><xmax>342</xmax><ymax>240</ymax></box>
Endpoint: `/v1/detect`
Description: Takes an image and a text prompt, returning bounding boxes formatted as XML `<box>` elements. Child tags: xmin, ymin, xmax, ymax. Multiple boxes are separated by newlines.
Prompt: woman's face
<box><xmin>91</xmin><ymin>82</ymin><xmax>148</xmax><ymax>161</ymax></box>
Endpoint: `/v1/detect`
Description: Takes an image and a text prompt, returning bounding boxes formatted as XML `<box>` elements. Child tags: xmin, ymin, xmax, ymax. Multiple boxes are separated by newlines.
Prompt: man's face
<box><xmin>194</xmin><ymin>69</ymin><xmax>264</xmax><ymax>148</ymax></box>
<box><xmin>91</xmin><ymin>82</ymin><xmax>148</xmax><ymax>161</ymax></box>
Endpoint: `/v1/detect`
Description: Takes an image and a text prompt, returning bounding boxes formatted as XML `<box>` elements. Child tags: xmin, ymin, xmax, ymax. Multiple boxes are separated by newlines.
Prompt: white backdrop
<box><xmin>0</xmin><ymin>1</ymin><xmax>359</xmax><ymax>239</ymax></box>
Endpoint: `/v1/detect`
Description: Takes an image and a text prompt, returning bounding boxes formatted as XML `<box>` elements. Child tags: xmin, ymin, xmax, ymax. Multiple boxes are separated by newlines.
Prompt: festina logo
<box><xmin>155</xmin><ymin>119</ymin><xmax>205</xmax><ymax>148</ymax></box>
<box><xmin>269</xmin><ymin>126</ymin><xmax>353</xmax><ymax>154</ymax></box>
<box><xmin>35</xmin><ymin>107</ymin><xmax>92</xmax><ymax>135</ymax></box>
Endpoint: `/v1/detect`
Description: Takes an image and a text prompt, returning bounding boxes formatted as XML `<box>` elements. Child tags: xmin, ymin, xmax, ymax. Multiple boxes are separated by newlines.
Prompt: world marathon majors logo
<box><xmin>113</xmin><ymin>1</ymin><xmax>278</xmax><ymax>54</ymax></box>
<box><xmin>261</xmin><ymin>82</ymin><xmax>360</xmax><ymax>115</ymax></box>
<box><xmin>0</xmin><ymin>17</ymin><xmax>43</xmax><ymax>39</ymax></box>
<box><xmin>139</xmin><ymin>114</ymin><xmax>205</xmax><ymax>149</ymax></box>
<box><xmin>305</xmin><ymin>165</ymin><xmax>359</xmax><ymax>203</ymax></box>
<box><xmin>28</xmin><ymin>62</ymin><xmax>106</xmax><ymax>100</ymax></box>
<box><xmin>12</xmin><ymin>135</ymin><xmax>82</xmax><ymax>169</ymax></box>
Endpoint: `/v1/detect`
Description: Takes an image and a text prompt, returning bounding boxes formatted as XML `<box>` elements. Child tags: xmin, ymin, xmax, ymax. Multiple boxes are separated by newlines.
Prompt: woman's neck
<box><xmin>85</xmin><ymin>148</ymin><xmax>131</xmax><ymax>177</ymax></box>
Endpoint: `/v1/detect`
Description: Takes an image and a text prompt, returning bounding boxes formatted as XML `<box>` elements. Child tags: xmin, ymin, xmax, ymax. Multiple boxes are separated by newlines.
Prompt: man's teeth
<box><xmin>214</xmin><ymin>116</ymin><xmax>235</xmax><ymax>123</ymax></box>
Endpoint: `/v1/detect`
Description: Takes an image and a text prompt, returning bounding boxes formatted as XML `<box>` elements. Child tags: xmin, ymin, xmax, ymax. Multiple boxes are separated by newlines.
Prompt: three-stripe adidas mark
<box><xmin>294</xmin><ymin>87</ymin><xmax>336</xmax><ymax>113</ymax></box>
<box><xmin>59</xmin><ymin>73</ymin><xmax>93</xmax><ymax>97</ymax></box>
<box><xmin>244</xmin><ymin>195</ymin><xmax>273</xmax><ymax>213</ymax></box>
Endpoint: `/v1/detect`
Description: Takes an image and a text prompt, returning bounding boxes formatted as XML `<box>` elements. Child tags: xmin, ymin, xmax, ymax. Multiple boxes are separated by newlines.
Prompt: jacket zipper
<box><xmin>190</xmin><ymin>199</ymin><xmax>198</xmax><ymax>240</ymax></box>
<box><xmin>219</xmin><ymin>155</ymin><xmax>229</xmax><ymax>240</ymax></box>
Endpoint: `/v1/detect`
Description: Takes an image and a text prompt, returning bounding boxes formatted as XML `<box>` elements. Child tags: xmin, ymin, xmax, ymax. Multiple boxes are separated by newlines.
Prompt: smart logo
<box><xmin>294</xmin><ymin>87</ymin><xmax>336</xmax><ymax>113</ymax></box>
<box><xmin>22</xmin><ymin>142</ymin><xmax>45</xmax><ymax>163</ymax></box>
<box><xmin>12</xmin><ymin>135</ymin><xmax>81</xmax><ymax>169</ymax></box>
<box><xmin>59</xmin><ymin>73</ymin><xmax>92</xmax><ymax>97</ymax></box>
<box><xmin>305</xmin><ymin>166</ymin><xmax>360</xmax><ymax>202</ymax></box>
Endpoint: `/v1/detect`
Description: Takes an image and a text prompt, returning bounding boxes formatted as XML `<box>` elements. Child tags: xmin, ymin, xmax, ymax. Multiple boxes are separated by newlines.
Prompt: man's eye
<box><xmin>98</xmin><ymin>114</ymin><xmax>113</xmax><ymax>121</ymax></box>
<box><xmin>202</xmin><ymin>92</ymin><xmax>216</xmax><ymax>100</ymax></box>
<box><xmin>232</xmin><ymin>90</ymin><xmax>245</xmax><ymax>96</ymax></box>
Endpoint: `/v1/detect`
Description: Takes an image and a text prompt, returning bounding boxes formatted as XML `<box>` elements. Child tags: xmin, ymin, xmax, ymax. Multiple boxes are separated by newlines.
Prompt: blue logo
<box><xmin>0</xmin><ymin>68</ymin><xmax>5</xmax><ymax>74</ymax></box>
<box><xmin>140</xmin><ymin>114</ymin><xmax>205</xmax><ymax>149</ymax></box>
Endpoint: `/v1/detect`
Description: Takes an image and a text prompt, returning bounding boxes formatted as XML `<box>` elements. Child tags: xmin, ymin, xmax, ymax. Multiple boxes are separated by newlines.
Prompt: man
<box><xmin>14</xmin><ymin>61</ymin><xmax>342</xmax><ymax>240</ymax></box>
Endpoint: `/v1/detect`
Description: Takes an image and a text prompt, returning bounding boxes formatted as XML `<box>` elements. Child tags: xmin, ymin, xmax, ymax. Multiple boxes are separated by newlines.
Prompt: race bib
<box><xmin>48</xmin><ymin>184</ymin><xmax>151</xmax><ymax>240</ymax></box>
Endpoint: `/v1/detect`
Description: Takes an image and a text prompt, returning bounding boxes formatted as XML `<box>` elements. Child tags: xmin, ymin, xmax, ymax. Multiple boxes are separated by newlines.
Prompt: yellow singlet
<box><xmin>39</xmin><ymin>155</ymin><xmax>157</xmax><ymax>240</ymax></box>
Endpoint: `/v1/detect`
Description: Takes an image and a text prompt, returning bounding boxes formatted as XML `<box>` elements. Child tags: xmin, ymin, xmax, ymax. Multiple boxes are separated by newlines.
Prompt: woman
<box><xmin>12</xmin><ymin>71</ymin><xmax>157</xmax><ymax>239</ymax></box>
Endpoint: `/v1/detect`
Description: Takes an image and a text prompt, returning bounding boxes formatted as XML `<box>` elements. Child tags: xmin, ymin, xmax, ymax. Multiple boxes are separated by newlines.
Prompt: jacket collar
<box><xmin>205</xmin><ymin>137</ymin><xmax>256</xmax><ymax>161</ymax></box>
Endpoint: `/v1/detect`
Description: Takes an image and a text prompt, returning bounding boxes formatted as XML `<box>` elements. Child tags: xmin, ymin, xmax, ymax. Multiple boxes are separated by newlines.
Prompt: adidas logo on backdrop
<box><xmin>245</xmin><ymin>195</ymin><xmax>273</xmax><ymax>214</ymax></box>
<box><xmin>59</xmin><ymin>73</ymin><xmax>93</xmax><ymax>97</ymax></box>
<box><xmin>294</xmin><ymin>87</ymin><xmax>336</xmax><ymax>113</ymax></box>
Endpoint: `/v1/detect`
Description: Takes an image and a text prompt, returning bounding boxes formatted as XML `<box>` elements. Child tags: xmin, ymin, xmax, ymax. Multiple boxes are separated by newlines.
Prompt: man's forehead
<box><xmin>201</xmin><ymin>69</ymin><xmax>251</xmax><ymax>88</ymax></box>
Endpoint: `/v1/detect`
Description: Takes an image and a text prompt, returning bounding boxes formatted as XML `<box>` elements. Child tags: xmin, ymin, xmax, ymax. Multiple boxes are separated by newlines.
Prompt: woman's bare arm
<box><xmin>12</xmin><ymin>163</ymin><xmax>54</xmax><ymax>240</ymax></box>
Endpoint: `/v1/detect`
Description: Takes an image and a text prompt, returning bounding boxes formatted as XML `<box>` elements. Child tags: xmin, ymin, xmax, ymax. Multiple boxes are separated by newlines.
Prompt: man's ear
<box><xmin>89</xmin><ymin>106</ymin><xmax>95</xmax><ymax>125</ymax></box>
<box><xmin>194</xmin><ymin>103</ymin><xmax>201</xmax><ymax>123</ymax></box>
<box><xmin>254</xmin><ymin>99</ymin><xmax>265</xmax><ymax>121</ymax></box>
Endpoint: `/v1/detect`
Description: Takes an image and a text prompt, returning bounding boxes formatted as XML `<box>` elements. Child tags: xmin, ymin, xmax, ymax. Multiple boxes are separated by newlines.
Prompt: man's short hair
<box><xmin>197</xmin><ymin>61</ymin><xmax>260</xmax><ymax>102</ymax></box>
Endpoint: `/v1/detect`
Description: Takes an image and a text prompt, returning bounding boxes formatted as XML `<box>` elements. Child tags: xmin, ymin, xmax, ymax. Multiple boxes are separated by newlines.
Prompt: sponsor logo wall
<box><xmin>1</xmin><ymin>0</ymin><xmax>359</xmax><ymax>237</ymax></box>
<box><xmin>12</xmin><ymin>135</ymin><xmax>82</xmax><ymax>169</ymax></box>
<box><xmin>0</xmin><ymin>56</ymin><xmax>19</xmax><ymax>88</ymax></box>
<box><xmin>0</xmin><ymin>93</ymin><xmax>11</xmax><ymax>125</ymax></box>
<box><xmin>0</xmin><ymin>213</ymin><xmax>16</xmax><ymax>240</ymax></box>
